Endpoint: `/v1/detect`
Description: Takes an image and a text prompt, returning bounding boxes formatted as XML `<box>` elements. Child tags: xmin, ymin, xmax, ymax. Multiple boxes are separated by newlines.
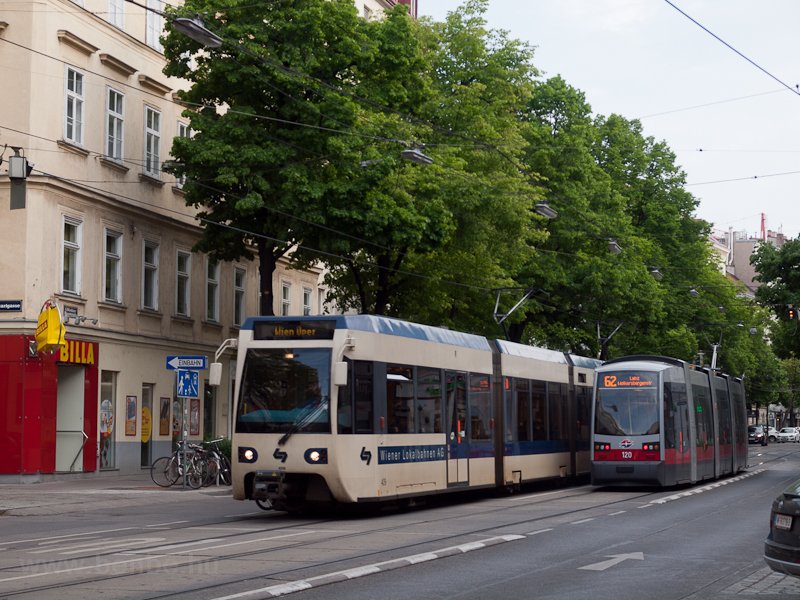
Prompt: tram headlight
<box><xmin>304</xmin><ymin>448</ymin><xmax>328</xmax><ymax>464</ymax></box>
<box><xmin>238</xmin><ymin>447</ymin><xmax>258</xmax><ymax>463</ymax></box>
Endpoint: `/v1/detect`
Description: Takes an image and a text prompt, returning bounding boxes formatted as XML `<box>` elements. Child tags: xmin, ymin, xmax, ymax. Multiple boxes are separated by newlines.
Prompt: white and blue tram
<box><xmin>219</xmin><ymin>315</ymin><xmax>602</xmax><ymax>511</ymax></box>
<box><xmin>590</xmin><ymin>355</ymin><xmax>748</xmax><ymax>487</ymax></box>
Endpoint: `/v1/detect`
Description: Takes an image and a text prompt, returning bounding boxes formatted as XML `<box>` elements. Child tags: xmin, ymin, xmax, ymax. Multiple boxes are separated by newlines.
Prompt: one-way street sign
<box><xmin>166</xmin><ymin>355</ymin><xmax>208</xmax><ymax>370</ymax></box>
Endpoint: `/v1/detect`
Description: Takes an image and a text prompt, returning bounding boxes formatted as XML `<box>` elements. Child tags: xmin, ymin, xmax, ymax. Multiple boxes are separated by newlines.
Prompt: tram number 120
<box><xmin>621</xmin><ymin>451</ymin><xmax>633</xmax><ymax>459</ymax></box>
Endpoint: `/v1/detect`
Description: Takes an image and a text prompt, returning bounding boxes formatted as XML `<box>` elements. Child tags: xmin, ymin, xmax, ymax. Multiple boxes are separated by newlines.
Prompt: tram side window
<box><xmin>515</xmin><ymin>378</ymin><xmax>530</xmax><ymax>441</ymax></box>
<box><xmin>354</xmin><ymin>361</ymin><xmax>374</xmax><ymax>434</ymax></box>
<box><xmin>576</xmin><ymin>386</ymin><xmax>591</xmax><ymax>444</ymax></box>
<box><xmin>469</xmin><ymin>373</ymin><xmax>491</xmax><ymax>440</ymax></box>
<box><xmin>663</xmin><ymin>372</ymin><xmax>688</xmax><ymax>451</ymax></box>
<box><xmin>715</xmin><ymin>377</ymin><xmax>732</xmax><ymax>445</ymax></box>
<box><xmin>532</xmin><ymin>381</ymin><xmax>547</xmax><ymax>440</ymax></box>
<box><xmin>548</xmin><ymin>383</ymin><xmax>568</xmax><ymax>441</ymax></box>
<box><xmin>337</xmin><ymin>360</ymin><xmax>353</xmax><ymax>434</ymax></box>
<box><xmin>692</xmin><ymin>383</ymin><xmax>713</xmax><ymax>448</ymax></box>
<box><xmin>387</xmin><ymin>364</ymin><xmax>414</xmax><ymax>433</ymax></box>
<box><xmin>417</xmin><ymin>367</ymin><xmax>442</xmax><ymax>433</ymax></box>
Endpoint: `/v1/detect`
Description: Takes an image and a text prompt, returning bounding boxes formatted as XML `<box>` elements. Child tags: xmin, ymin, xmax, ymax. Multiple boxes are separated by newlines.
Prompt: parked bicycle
<box><xmin>201</xmin><ymin>438</ymin><xmax>232</xmax><ymax>487</ymax></box>
<box><xmin>150</xmin><ymin>440</ymin><xmax>207</xmax><ymax>489</ymax></box>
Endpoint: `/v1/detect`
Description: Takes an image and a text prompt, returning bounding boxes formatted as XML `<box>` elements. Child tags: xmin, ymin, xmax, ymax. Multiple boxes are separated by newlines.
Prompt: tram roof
<box><xmin>243</xmin><ymin>315</ymin><xmax>494</xmax><ymax>351</ymax></box>
<box><xmin>495</xmin><ymin>339</ymin><xmax>569</xmax><ymax>363</ymax></box>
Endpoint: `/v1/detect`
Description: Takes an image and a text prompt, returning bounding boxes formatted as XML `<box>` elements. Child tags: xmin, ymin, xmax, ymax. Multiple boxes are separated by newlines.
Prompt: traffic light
<box><xmin>788</xmin><ymin>305</ymin><xmax>797</xmax><ymax>320</ymax></box>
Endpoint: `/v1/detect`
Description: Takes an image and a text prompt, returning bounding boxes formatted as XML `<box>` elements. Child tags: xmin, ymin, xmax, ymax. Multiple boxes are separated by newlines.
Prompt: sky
<box><xmin>419</xmin><ymin>0</ymin><xmax>800</xmax><ymax>239</ymax></box>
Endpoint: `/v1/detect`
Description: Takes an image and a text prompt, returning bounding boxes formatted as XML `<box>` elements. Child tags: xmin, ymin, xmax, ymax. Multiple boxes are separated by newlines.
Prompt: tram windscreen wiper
<box><xmin>278</xmin><ymin>399</ymin><xmax>324</xmax><ymax>446</ymax></box>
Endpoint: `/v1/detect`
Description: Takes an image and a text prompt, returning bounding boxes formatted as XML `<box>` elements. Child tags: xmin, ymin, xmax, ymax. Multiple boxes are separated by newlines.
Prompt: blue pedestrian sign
<box><xmin>176</xmin><ymin>369</ymin><xmax>200</xmax><ymax>399</ymax></box>
<box><xmin>166</xmin><ymin>355</ymin><xmax>207</xmax><ymax>370</ymax></box>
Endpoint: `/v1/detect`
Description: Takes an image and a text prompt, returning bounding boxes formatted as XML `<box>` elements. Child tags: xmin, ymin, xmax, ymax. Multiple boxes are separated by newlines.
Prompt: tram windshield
<box><xmin>236</xmin><ymin>348</ymin><xmax>331</xmax><ymax>434</ymax></box>
<box><xmin>595</xmin><ymin>371</ymin><xmax>660</xmax><ymax>436</ymax></box>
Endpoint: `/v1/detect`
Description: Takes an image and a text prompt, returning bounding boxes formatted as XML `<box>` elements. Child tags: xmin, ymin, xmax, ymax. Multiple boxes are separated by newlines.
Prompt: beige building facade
<box><xmin>0</xmin><ymin>0</ymin><xmax>338</xmax><ymax>476</ymax></box>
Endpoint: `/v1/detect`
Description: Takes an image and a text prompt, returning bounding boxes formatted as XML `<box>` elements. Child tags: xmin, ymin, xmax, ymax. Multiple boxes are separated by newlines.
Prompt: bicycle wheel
<box><xmin>186</xmin><ymin>458</ymin><xmax>207</xmax><ymax>489</ymax></box>
<box><xmin>202</xmin><ymin>458</ymin><xmax>219</xmax><ymax>487</ymax></box>
<box><xmin>151</xmin><ymin>456</ymin><xmax>179</xmax><ymax>487</ymax></box>
<box><xmin>218</xmin><ymin>455</ymin><xmax>232</xmax><ymax>486</ymax></box>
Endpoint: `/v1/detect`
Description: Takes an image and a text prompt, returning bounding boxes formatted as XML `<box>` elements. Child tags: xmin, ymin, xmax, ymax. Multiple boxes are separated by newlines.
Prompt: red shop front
<box><xmin>0</xmin><ymin>335</ymin><xmax>98</xmax><ymax>475</ymax></box>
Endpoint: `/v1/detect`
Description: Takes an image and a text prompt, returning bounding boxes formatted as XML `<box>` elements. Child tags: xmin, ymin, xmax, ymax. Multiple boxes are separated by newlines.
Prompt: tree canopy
<box><xmin>161</xmin><ymin>0</ymin><xmax>783</xmax><ymax>400</ymax></box>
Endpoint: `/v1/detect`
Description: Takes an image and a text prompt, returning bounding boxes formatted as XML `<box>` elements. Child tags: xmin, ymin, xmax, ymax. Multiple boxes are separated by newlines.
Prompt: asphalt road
<box><xmin>0</xmin><ymin>444</ymin><xmax>799</xmax><ymax>600</ymax></box>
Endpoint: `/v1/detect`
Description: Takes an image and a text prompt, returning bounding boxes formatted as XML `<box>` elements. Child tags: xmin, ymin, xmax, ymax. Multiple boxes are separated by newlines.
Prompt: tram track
<box><xmin>0</xmin><ymin>484</ymin><xmax>665</xmax><ymax>599</ymax></box>
<box><xmin>1</xmin><ymin>447</ymin><xmax>780</xmax><ymax>599</ymax></box>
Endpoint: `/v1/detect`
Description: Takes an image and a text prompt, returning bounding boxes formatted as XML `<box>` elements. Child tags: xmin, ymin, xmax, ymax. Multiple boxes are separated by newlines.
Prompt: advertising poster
<box><xmin>190</xmin><ymin>398</ymin><xmax>200</xmax><ymax>436</ymax></box>
<box><xmin>125</xmin><ymin>395</ymin><xmax>137</xmax><ymax>436</ymax></box>
<box><xmin>159</xmin><ymin>397</ymin><xmax>170</xmax><ymax>436</ymax></box>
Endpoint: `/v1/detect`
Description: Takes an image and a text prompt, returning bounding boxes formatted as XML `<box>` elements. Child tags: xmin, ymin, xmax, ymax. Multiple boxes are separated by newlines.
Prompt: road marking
<box><xmin>30</xmin><ymin>538</ymin><xmax>165</xmax><ymax>555</ymax></box>
<box><xmin>14</xmin><ymin>527</ymin><xmax>139</xmax><ymax>546</ymax></box>
<box><xmin>208</xmin><ymin>535</ymin><xmax>526</xmax><ymax>600</ymax></box>
<box><xmin>649</xmin><ymin>470</ymin><xmax>764</xmax><ymax>505</ymax></box>
<box><xmin>147</xmin><ymin>521</ymin><xmax>189</xmax><ymax>527</ymax></box>
<box><xmin>570</xmin><ymin>518</ymin><xmax>595</xmax><ymax>525</ymax></box>
<box><xmin>608</xmin><ymin>511</ymin><xmax>626</xmax><ymax>516</ymax></box>
<box><xmin>579</xmin><ymin>552</ymin><xmax>644</xmax><ymax>571</ymax></box>
<box><xmin>526</xmin><ymin>528</ymin><xmax>553</xmax><ymax>536</ymax></box>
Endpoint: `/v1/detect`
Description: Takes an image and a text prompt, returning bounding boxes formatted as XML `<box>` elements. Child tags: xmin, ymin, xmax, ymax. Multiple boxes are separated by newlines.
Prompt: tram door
<box><xmin>445</xmin><ymin>371</ymin><xmax>469</xmax><ymax>485</ymax></box>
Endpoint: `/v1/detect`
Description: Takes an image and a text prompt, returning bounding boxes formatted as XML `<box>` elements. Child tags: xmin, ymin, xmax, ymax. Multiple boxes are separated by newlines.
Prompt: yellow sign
<box><xmin>35</xmin><ymin>300</ymin><xmax>67</xmax><ymax>354</ymax></box>
<box><xmin>141</xmin><ymin>406</ymin><xmax>152</xmax><ymax>444</ymax></box>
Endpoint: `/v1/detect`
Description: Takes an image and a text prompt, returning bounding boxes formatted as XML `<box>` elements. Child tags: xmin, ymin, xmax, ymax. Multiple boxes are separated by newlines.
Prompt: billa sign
<box><xmin>35</xmin><ymin>299</ymin><xmax>67</xmax><ymax>354</ymax></box>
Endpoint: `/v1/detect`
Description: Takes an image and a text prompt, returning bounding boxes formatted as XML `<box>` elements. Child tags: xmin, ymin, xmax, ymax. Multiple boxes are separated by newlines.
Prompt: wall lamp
<box><xmin>64</xmin><ymin>315</ymin><xmax>98</xmax><ymax>326</ymax></box>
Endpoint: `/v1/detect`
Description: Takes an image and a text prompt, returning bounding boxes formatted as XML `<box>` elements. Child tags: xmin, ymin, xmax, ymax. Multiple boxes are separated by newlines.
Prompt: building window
<box><xmin>62</xmin><ymin>216</ymin><xmax>82</xmax><ymax>295</ymax></box>
<box><xmin>176</xmin><ymin>250</ymin><xmax>191</xmax><ymax>316</ymax></box>
<box><xmin>64</xmin><ymin>67</ymin><xmax>84</xmax><ymax>145</ymax></box>
<box><xmin>146</xmin><ymin>0</ymin><xmax>164</xmax><ymax>51</ymax></box>
<box><xmin>104</xmin><ymin>228</ymin><xmax>123</xmax><ymax>303</ymax></box>
<box><xmin>318</xmin><ymin>289</ymin><xmax>326</xmax><ymax>315</ymax></box>
<box><xmin>105</xmin><ymin>88</ymin><xmax>124</xmax><ymax>161</ymax></box>
<box><xmin>206</xmin><ymin>258</ymin><xmax>219</xmax><ymax>322</ymax></box>
<box><xmin>175</xmin><ymin>121</ymin><xmax>190</xmax><ymax>188</ymax></box>
<box><xmin>144</xmin><ymin>105</ymin><xmax>161</xmax><ymax>177</ymax></box>
<box><xmin>107</xmin><ymin>0</ymin><xmax>124</xmax><ymax>28</ymax></box>
<box><xmin>142</xmin><ymin>240</ymin><xmax>159</xmax><ymax>310</ymax></box>
<box><xmin>233</xmin><ymin>267</ymin><xmax>246</xmax><ymax>326</ymax></box>
<box><xmin>303</xmin><ymin>287</ymin><xmax>312</xmax><ymax>316</ymax></box>
<box><xmin>281</xmin><ymin>281</ymin><xmax>291</xmax><ymax>316</ymax></box>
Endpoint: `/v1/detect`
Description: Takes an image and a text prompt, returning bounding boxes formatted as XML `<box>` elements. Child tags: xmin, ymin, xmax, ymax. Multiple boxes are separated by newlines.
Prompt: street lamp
<box><xmin>400</xmin><ymin>147</ymin><xmax>434</xmax><ymax>165</ymax></box>
<box><xmin>534</xmin><ymin>201</ymin><xmax>558</xmax><ymax>219</ymax></box>
<box><xmin>607</xmin><ymin>239</ymin><xmax>622</xmax><ymax>254</ymax></box>
<box><xmin>172</xmin><ymin>16</ymin><xmax>223</xmax><ymax>48</ymax></box>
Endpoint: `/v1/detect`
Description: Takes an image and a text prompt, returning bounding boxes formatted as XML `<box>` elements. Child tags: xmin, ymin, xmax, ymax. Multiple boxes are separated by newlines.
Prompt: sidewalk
<box><xmin>0</xmin><ymin>470</ymin><xmax>231</xmax><ymax>517</ymax></box>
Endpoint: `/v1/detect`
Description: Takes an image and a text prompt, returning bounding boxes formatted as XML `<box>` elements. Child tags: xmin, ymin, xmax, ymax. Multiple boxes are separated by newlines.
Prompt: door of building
<box><xmin>141</xmin><ymin>385</ymin><xmax>153</xmax><ymax>467</ymax></box>
<box><xmin>56</xmin><ymin>365</ymin><xmax>86</xmax><ymax>472</ymax></box>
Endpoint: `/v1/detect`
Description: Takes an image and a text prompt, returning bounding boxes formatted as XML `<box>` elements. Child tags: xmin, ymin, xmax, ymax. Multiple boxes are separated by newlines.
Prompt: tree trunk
<box><xmin>257</xmin><ymin>240</ymin><xmax>277</xmax><ymax>316</ymax></box>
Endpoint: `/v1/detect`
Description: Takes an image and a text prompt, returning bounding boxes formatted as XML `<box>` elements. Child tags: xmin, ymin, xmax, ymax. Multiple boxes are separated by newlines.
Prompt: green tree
<box><xmin>752</xmin><ymin>239</ymin><xmax>800</xmax><ymax>357</ymax></box>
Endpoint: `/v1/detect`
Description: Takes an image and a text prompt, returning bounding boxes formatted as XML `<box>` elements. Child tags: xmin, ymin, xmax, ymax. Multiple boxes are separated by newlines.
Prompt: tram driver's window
<box><xmin>387</xmin><ymin>365</ymin><xmax>414</xmax><ymax>434</ymax></box>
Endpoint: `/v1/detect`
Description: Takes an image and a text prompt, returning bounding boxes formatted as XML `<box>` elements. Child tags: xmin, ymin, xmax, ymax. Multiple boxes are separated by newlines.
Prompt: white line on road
<box><xmin>570</xmin><ymin>518</ymin><xmax>595</xmax><ymax>525</ymax></box>
<box><xmin>526</xmin><ymin>528</ymin><xmax>554</xmax><ymax>536</ymax></box>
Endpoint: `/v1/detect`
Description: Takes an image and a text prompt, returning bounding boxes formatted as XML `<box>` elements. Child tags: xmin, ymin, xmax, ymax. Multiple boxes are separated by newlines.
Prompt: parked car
<box><xmin>749</xmin><ymin>425</ymin><xmax>769</xmax><ymax>445</ymax></box>
<box><xmin>777</xmin><ymin>427</ymin><xmax>800</xmax><ymax>443</ymax></box>
<box><xmin>765</xmin><ymin>477</ymin><xmax>800</xmax><ymax>577</ymax></box>
<box><xmin>769</xmin><ymin>426</ymin><xmax>780</xmax><ymax>442</ymax></box>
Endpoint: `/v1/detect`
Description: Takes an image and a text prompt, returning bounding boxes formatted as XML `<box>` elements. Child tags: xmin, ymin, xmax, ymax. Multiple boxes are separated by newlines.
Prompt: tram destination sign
<box><xmin>254</xmin><ymin>320</ymin><xmax>336</xmax><ymax>341</ymax></box>
<box><xmin>600</xmin><ymin>372</ymin><xmax>655</xmax><ymax>388</ymax></box>
<box><xmin>166</xmin><ymin>355</ymin><xmax>208</xmax><ymax>370</ymax></box>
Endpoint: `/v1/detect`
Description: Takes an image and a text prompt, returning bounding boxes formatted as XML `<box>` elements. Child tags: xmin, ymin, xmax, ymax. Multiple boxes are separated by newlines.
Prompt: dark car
<box><xmin>765</xmin><ymin>478</ymin><xmax>800</xmax><ymax>577</ymax></box>
<box><xmin>749</xmin><ymin>424</ymin><xmax>769</xmax><ymax>446</ymax></box>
